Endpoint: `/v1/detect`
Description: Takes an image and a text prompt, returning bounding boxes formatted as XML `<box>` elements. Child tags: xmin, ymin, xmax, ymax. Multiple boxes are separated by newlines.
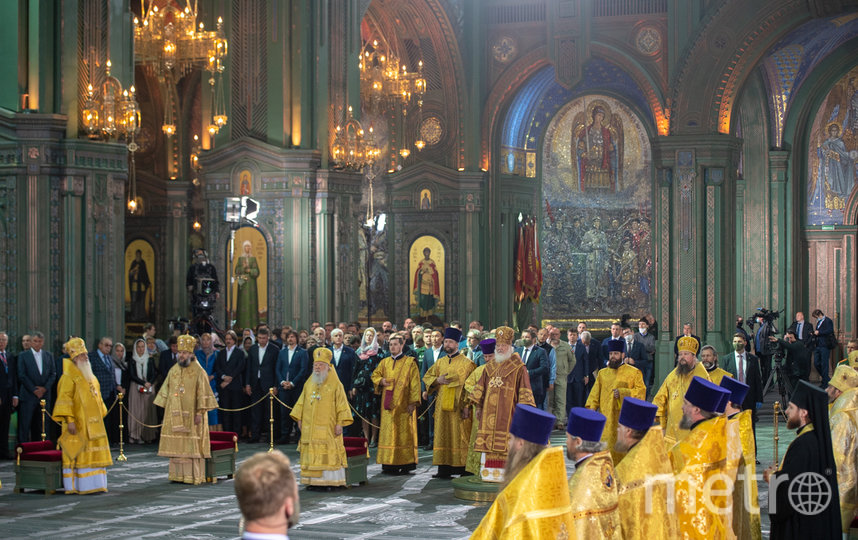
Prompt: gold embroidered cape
<box><xmin>652</xmin><ymin>362</ymin><xmax>710</xmax><ymax>446</ymax></box>
<box><xmin>830</xmin><ymin>387</ymin><xmax>858</xmax><ymax>532</ymax></box>
<box><xmin>469</xmin><ymin>356</ymin><xmax>535</xmax><ymax>455</ymax></box>
<box><xmin>729</xmin><ymin>410</ymin><xmax>761</xmax><ymax>540</ymax></box>
<box><xmin>584</xmin><ymin>363</ymin><xmax>646</xmax><ymax>463</ymax></box>
<box><xmin>423</xmin><ymin>352</ymin><xmax>475</xmax><ymax>466</ymax></box>
<box><xmin>670</xmin><ymin>415</ymin><xmax>731</xmax><ymax>539</ymax></box>
<box><xmin>614</xmin><ymin>425</ymin><xmax>678</xmax><ymax>540</ymax></box>
<box><xmin>471</xmin><ymin>446</ymin><xmax>573</xmax><ymax>540</ymax></box>
<box><xmin>371</xmin><ymin>355</ymin><xmax>421</xmax><ymax>466</ymax></box>
<box><xmin>567</xmin><ymin>450</ymin><xmax>622</xmax><ymax>539</ymax></box>
<box><xmin>153</xmin><ymin>361</ymin><xmax>217</xmax><ymax>460</ymax></box>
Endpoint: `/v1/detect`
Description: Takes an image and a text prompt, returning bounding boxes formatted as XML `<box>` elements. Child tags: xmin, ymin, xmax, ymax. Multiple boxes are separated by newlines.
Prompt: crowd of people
<box><xmin>1</xmin><ymin>308</ymin><xmax>857</xmax><ymax>538</ymax></box>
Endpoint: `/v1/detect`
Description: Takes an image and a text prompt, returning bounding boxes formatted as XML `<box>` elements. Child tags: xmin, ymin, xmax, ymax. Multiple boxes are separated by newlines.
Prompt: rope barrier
<box><xmin>41</xmin><ymin>393</ymin><xmax>120</xmax><ymax>427</ymax></box>
<box><xmin>120</xmin><ymin>402</ymin><xmax>164</xmax><ymax>429</ymax></box>
<box><xmin>216</xmin><ymin>392</ymin><xmax>271</xmax><ymax>412</ymax></box>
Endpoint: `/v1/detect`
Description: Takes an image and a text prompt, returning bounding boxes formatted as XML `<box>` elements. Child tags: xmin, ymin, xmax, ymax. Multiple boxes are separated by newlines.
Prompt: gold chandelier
<box><xmin>81</xmin><ymin>60</ymin><xmax>141</xmax><ymax>141</ymax></box>
<box><xmin>358</xmin><ymin>37</ymin><xmax>426</xmax><ymax>162</ymax></box>
<box><xmin>134</xmin><ymin>0</ymin><xmax>228</xmax><ymax>137</ymax></box>
<box><xmin>331</xmin><ymin>106</ymin><xmax>380</xmax><ymax>172</ymax></box>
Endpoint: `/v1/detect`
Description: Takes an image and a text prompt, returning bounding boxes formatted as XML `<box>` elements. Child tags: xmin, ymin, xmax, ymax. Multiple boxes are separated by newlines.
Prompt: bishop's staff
<box><xmin>773</xmin><ymin>401</ymin><xmax>780</xmax><ymax>464</ymax></box>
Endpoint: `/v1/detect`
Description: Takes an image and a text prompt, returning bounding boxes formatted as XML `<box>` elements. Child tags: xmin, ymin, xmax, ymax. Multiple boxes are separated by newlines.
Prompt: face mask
<box><xmin>625</xmin><ymin>336</ymin><xmax>633</xmax><ymax>345</ymax></box>
<box><xmin>733</xmin><ymin>342</ymin><xmax>744</xmax><ymax>352</ymax></box>
<box><xmin>638</xmin><ymin>327</ymin><xmax>646</xmax><ymax>335</ymax></box>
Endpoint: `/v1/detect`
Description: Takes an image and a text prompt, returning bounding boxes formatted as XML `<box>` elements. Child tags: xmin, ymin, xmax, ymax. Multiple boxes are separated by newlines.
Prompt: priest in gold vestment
<box><xmin>652</xmin><ymin>336</ymin><xmax>710</xmax><ymax>445</ymax></box>
<box><xmin>670</xmin><ymin>376</ymin><xmax>732</xmax><ymax>540</ymax></box>
<box><xmin>827</xmin><ymin>364</ymin><xmax>858</xmax><ymax>533</ymax></box>
<box><xmin>613</xmin><ymin>397</ymin><xmax>677</xmax><ymax>540</ymax></box>
<box><xmin>720</xmin><ymin>375</ymin><xmax>761</xmax><ymax>540</ymax></box>
<box><xmin>471</xmin><ymin>404</ymin><xmax>572</xmax><ymax>539</ymax></box>
<box><xmin>566</xmin><ymin>407</ymin><xmax>621</xmax><ymax>539</ymax></box>
<box><xmin>371</xmin><ymin>333</ymin><xmax>421</xmax><ymax>475</ymax></box>
<box><xmin>291</xmin><ymin>347</ymin><xmax>353</xmax><ymax>487</ymax></box>
<box><xmin>701</xmin><ymin>345</ymin><xmax>734</xmax><ymax>385</ymax></box>
<box><xmin>52</xmin><ymin>337</ymin><xmax>113</xmax><ymax>494</ymax></box>
<box><xmin>154</xmin><ymin>334</ymin><xmax>217</xmax><ymax>485</ymax></box>
<box><xmin>423</xmin><ymin>327</ymin><xmax>475</xmax><ymax>478</ymax></box>
<box><xmin>469</xmin><ymin>327</ymin><xmax>535</xmax><ymax>482</ymax></box>
<box><xmin>585</xmin><ymin>339</ymin><xmax>645</xmax><ymax>463</ymax></box>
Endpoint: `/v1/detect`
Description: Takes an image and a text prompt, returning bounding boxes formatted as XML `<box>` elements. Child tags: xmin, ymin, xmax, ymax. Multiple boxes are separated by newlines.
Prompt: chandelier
<box><xmin>331</xmin><ymin>106</ymin><xmax>380</xmax><ymax>172</ymax></box>
<box><xmin>134</xmin><ymin>1</ymin><xmax>228</xmax><ymax>137</ymax></box>
<box><xmin>358</xmin><ymin>37</ymin><xmax>426</xmax><ymax>161</ymax></box>
<box><xmin>81</xmin><ymin>60</ymin><xmax>141</xmax><ymax>141</ymax></box>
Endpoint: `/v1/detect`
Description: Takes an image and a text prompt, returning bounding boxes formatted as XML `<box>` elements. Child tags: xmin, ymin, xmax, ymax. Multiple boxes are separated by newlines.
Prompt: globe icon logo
<box><xmin>788</xmin><ymin>472</ymin><xmax>832</xmax><ymax>516</ymax></box>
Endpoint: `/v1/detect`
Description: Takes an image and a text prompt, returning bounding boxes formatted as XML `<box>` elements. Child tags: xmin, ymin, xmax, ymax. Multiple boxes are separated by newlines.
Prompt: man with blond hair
<box><xmin>235</xmin><ymin>450</ymin><xmax>299</xmax><ymax>539</ymax></box>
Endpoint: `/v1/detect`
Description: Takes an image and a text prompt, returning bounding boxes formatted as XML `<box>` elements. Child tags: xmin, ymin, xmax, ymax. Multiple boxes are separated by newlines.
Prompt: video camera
<box><xmin>745</xmin><ymin>307</ymin><xmax>783</xmax><ymax>357</ymax></box>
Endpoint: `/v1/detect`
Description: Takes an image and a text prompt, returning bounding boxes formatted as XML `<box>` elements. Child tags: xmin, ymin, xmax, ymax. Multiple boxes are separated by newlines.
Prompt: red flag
<box><xmin>532</xmin><ymin>220</ymin><xmax>543</xmax><ymax>303</ymax></box>
<box><xmin>522</xmin><ymin>220</ymin><xmax>536</xmax><ymax>300</ymax></box>
<box><xmin>514</xmin><ymin>221</ymin><xmax>525</xmax><ymax>302</ymax></box>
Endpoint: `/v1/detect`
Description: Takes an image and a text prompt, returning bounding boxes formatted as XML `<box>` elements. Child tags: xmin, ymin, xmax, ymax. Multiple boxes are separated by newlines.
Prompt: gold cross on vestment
<box><xmin>310</xmin><ymin>391</ymin><xmax>321</xmax><ymax>401</ymax></box>
<box><xmin>489</xmin><ymin>377</ymin><xmax>504</xmax><ymax>388</ymax></box>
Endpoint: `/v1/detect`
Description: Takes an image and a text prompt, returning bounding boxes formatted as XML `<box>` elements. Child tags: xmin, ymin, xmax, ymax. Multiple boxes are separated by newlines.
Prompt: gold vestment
<box><xmin>729</xmin><ymin>410</ymin><xmax>761</xmax><ymax>540</ymax></box>
<box><xmin>652</xmin><ymin>362</ymin><xmax>710</xmax><ymax>445</ymax></box>
<box><xmin>614</xmin><ymin>426</ymin><xmax>678</xmax><ymax>540</ymax></box>
<box><xmin>465</xmin><ymin>364</ymin><xmax>487</xmax><ymax>475</ymax></box>
<box><xmin>291</xmin><ymin>369</ymin><xmax>354</xmax><ymax>486</ymax></box>
<box><xmin>706</xmin><ymin>367</ymin><xmax>734</xmax><ymax>386</ymax></box>
<box><xmin>153</xmin><ymin>360</ymin><xmax>217</xmax><ymax>485</ymax></box>
<box><xmin>52</xmin><ymin>359</ymin><xmax>113</xmax><ymax>493</ymax></box>
<box><xmin>423</xmin><ymin>352</ymin><xmax>475</xmax><ymax>466</ymax></box>
<box><xmin>585</xmin><ymin>363</ymin><xmax>646</xmax><ymax>463</ymax></box>
<box><xmin>830</xmin><ymin>387</ymin><xmax>858</xmax><ymax>532</ymax></box>
<box><xmin>371</xmin><ymin>355</ymin><xmax>421</xmax><ymax>466</ymax></box>
<box><xmin>471</xmin><ymin>447</ymin><xmax>573</xmax><ymax>539</ymax></box>
<box><xmin>670</xmin><ymin>415</ymin><xmax>731</xmax><ymax>539</ymax></box>
<box><xmin>567</xmin><ymin>450</ymin><xmax>622</xmax><ymax>539</ymax></box>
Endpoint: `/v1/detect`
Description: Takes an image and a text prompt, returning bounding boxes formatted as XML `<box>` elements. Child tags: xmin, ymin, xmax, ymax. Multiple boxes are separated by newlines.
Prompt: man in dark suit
<box><xmin>0</xmin><ymin>332</ymin><xmax>16</xmax><ymax>458</ymax></box>
<box><xmin>787</xmin><ymin>311</ymin><xmax>812</xmax><ymax>345</ymax></box>
<box><xmin>811</xmin><ymin>308</ymin><xmax>835</xmax><ymax>386</ymax></box>
<box><xmin>158</xmin><ymin>336</ymin><xmax>179</xmax><ymax>387</ymax></box>
<box><xmin>620</xmin><ymin>326</ymin><xmax>649</xmax><ymax>389</ymax></box>
<box><xmin>720</xmin><ymin>332</ymin><xmax>763</xmax><ymax>448</ymax></box>
<box><xmin>772</xmin><ymin>331</ymin><xmax>812</xmax><ymax>393</ymax></box>
<box><xmin>16</xmin><ymin>331</ymin><xmax>56</xmax><ymax>443</ymax></box>
<box><xmin>329</xmin><ymin>329</ymin><xmax>357</xmax><ymax>395</ymax></box>
<box><xmin>89</xmin><ymin>336</ymin><xmax>122</xmax><ymax>444</ymax></box>
<box><xmin>567</xmin><ymin>330</ymin><xmax>596</xmax><ymax>411</ymax></box>
<box><xmin>672</xmin><ymin>322</ymin><xmax>701</xmax><ymax>361</ymax></box>
<box><xmin>215</xmin><ymin>330</ymin><xmax>247</xmax><ymax>435</ymax></box>
<box><xmin>275</xmin><ymin>330</ymin><xmax>309</xmax><ymax>443</ymax></box>
<box><xmin>517</xmin><ymin>329</ymin><xmax>549</xmax><ymax>409</ymax></box>
<box><xmin>600</xmin><ymin>322</ymin><xmax>626</xmax><ymax>367</ymax></box>
<box><xmin>244</xmin><ymin>328</ymin><xmax>279</xmax><ymax>442</ymax></box>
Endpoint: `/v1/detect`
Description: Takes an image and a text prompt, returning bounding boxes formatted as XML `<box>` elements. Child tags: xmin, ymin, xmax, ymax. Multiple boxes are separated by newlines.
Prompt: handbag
<box><xmin>383</xmin><ymin>381</ymin><xmax>395</xmax><ymax>411</ymax></box>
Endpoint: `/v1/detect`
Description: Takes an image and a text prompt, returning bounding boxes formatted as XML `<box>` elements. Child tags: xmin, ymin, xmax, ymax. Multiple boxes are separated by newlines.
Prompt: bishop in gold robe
<box><xmin>585</xmin><ymin>340</ymin><xmax>646</xmax><ymax>463</ymax></box>
<box><xmin>371</xmin><ymin>334</ymin><xmax>421</xmax><ymax>475</ymax></box>
<box><xmin>720</xmin><ymin>376</ymin><xmax>762</xmax><ymax>540</ymax></box>
<box><xmin>423</xmin><ymin>327</ymin><xmax>475</xmax><ymax>478</ymax></box>
<box><xmin>566</xmin><ymin>407</ymin><xmax>621</xmax><ymax>539</ymax></box>
<box><xmin>52</xmin><ymin>338</ymin><xmax>113</xmax><ymax>494</ymax></box>
<box><xmin>469</xmin><ymin>329</ymin><xmax>535</xmax><ymax>482</ymax></box>
<box><xmin>154</xmin><ymin>334</ymin><xmax>218</xmax><ymax>485</ymax></box>
<box><xmin>652</xmin><ymin>336</ymin><xmax>710</xmax><ymax>445</ymax></box>
<box><xmin>613</xmin><ymin>397</ymin><xmax>678</xmax><ymax>540</ymax></box>
<box><xmin>291</xmin><ymin>347</ymin><xmax>353</xmax><ymax>487</ymax></box>
<box><xmin>827</xmin><ymin>364</ymin><xmax>858</xmax><ymax>533</ymax></box>
<box><xmin>670</xmin><ymin>376</ymin><xmax>732</xmax><ymax>540</ymax></box>
<box><xmin>471</xmin><ymin>404</ymin><xmax>571</xmax><ymax>539</ymax></box>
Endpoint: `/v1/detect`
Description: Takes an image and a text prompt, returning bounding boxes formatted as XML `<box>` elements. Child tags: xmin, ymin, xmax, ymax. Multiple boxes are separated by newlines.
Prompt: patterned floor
<box><xmin>0</xmin><ymin>423</ymin><xmax>791</xmax><ymax>539</ymax></box>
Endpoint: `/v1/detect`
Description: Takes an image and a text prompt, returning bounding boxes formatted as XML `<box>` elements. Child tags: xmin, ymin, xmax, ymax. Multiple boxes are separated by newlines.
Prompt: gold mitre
<box><xmin>314</xmin><ymin>347</ymin><xmax>333</xmax><ymax>365</ymax></box>
<box><xmin>677</xmin><ymin>335</ymin><xmax>699</xmax><ymax>355</ymax></box>
<box><xmin>495</xmin><ymin>326</ymin><xmax>515</xmax><ymax>346</ymax></box>
<box><xmin>177</xmin><ymin>334</ymin><xmax>196</xmax><ymax>353</ymax></box>
<box><xmin>830</xmin><ymin>364</ymin><xmax>858</xmax><ymax>392</ymax></box>
<box><xmin>65</xmin><ymin>337</ymin><xmax>88</xmax><ymax>359</ymax></box>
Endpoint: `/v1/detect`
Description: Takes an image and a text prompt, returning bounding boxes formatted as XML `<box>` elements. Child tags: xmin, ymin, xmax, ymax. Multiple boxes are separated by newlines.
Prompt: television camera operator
<box><xmin>186</xmin><ymin>248</ymin><xmax>220</xmax><ymax>334</ymax></box>
<box><xmin>768</xmin><ymin>330</ymin><xmax>811</xmax><ymax>392</ymax></box>
<box><xmin>746</xmin><ymin>308</ymin><xmax>781</xmax><ymax>385</ymax></box>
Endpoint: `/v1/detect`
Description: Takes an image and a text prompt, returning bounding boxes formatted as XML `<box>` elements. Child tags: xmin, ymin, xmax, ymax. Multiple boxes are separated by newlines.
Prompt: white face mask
<box><xmin>638</xmin><ymin>327</ymin><xmax>646</xmax><ymax>334</ymax></box>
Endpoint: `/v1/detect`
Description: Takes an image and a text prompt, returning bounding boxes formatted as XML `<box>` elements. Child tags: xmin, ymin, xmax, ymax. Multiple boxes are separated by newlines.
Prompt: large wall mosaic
<box><xmin>540</xmin><ymin>94</ymin><xmax>653</xmax><ymax>320</ymax></box>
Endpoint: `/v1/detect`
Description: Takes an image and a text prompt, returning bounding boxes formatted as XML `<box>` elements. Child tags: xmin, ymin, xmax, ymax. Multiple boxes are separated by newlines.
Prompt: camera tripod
<box><xmin>762</xmin><ymin>352</ymin><xmax>793</xmax><ymax>408</ymax></box>
<box><xmin>190</xmin><ymin>311</ymin><xmax>223</xmax><ymax>338</ymax></box>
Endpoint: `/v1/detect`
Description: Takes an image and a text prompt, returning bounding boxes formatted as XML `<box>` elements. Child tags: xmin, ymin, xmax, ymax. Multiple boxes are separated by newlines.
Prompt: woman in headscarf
<box><xmin>353</xmin><ymin>328</ymin><xmax>382</xmax><ymax>446</ymax></box>
<box><xmin>127</xmin><ymin>338</ymin><xmax>157</xmax><ymax>444</ymax></box>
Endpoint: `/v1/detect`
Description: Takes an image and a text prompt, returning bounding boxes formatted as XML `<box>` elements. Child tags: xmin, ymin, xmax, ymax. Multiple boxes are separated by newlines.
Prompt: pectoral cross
<box><xmin>310</xmin><ymin>391</ymin><xmax>321</xmax><ymax>401</ymax></box>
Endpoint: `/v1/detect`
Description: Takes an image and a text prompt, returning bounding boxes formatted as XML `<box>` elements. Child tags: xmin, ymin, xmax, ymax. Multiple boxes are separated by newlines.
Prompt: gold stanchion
<box><xmin>773</xmin><ymin>401</ymin><xmax>780</xmax><ymax>464</ymax></box>
<box><xmin>117</xmin><ymin>392</ymin><xmax>127</xmax><ymax>462</ymax></box>
<box><xmin>40</xmin><ymin>399</ymin><xmax>46</xmax><ymax>441</ymax></box>
<box><xmin>268</xmin><ymin>387</ymin><xmax>276</xmax><ymax>453</ymax></box>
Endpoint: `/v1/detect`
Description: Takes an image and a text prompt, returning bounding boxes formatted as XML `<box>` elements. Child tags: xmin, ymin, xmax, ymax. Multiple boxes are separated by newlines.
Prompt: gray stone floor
<box><xmin>0</xmin><ymin>418</ymin><xmax>794</xmax><ymax>539</ymax></box>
